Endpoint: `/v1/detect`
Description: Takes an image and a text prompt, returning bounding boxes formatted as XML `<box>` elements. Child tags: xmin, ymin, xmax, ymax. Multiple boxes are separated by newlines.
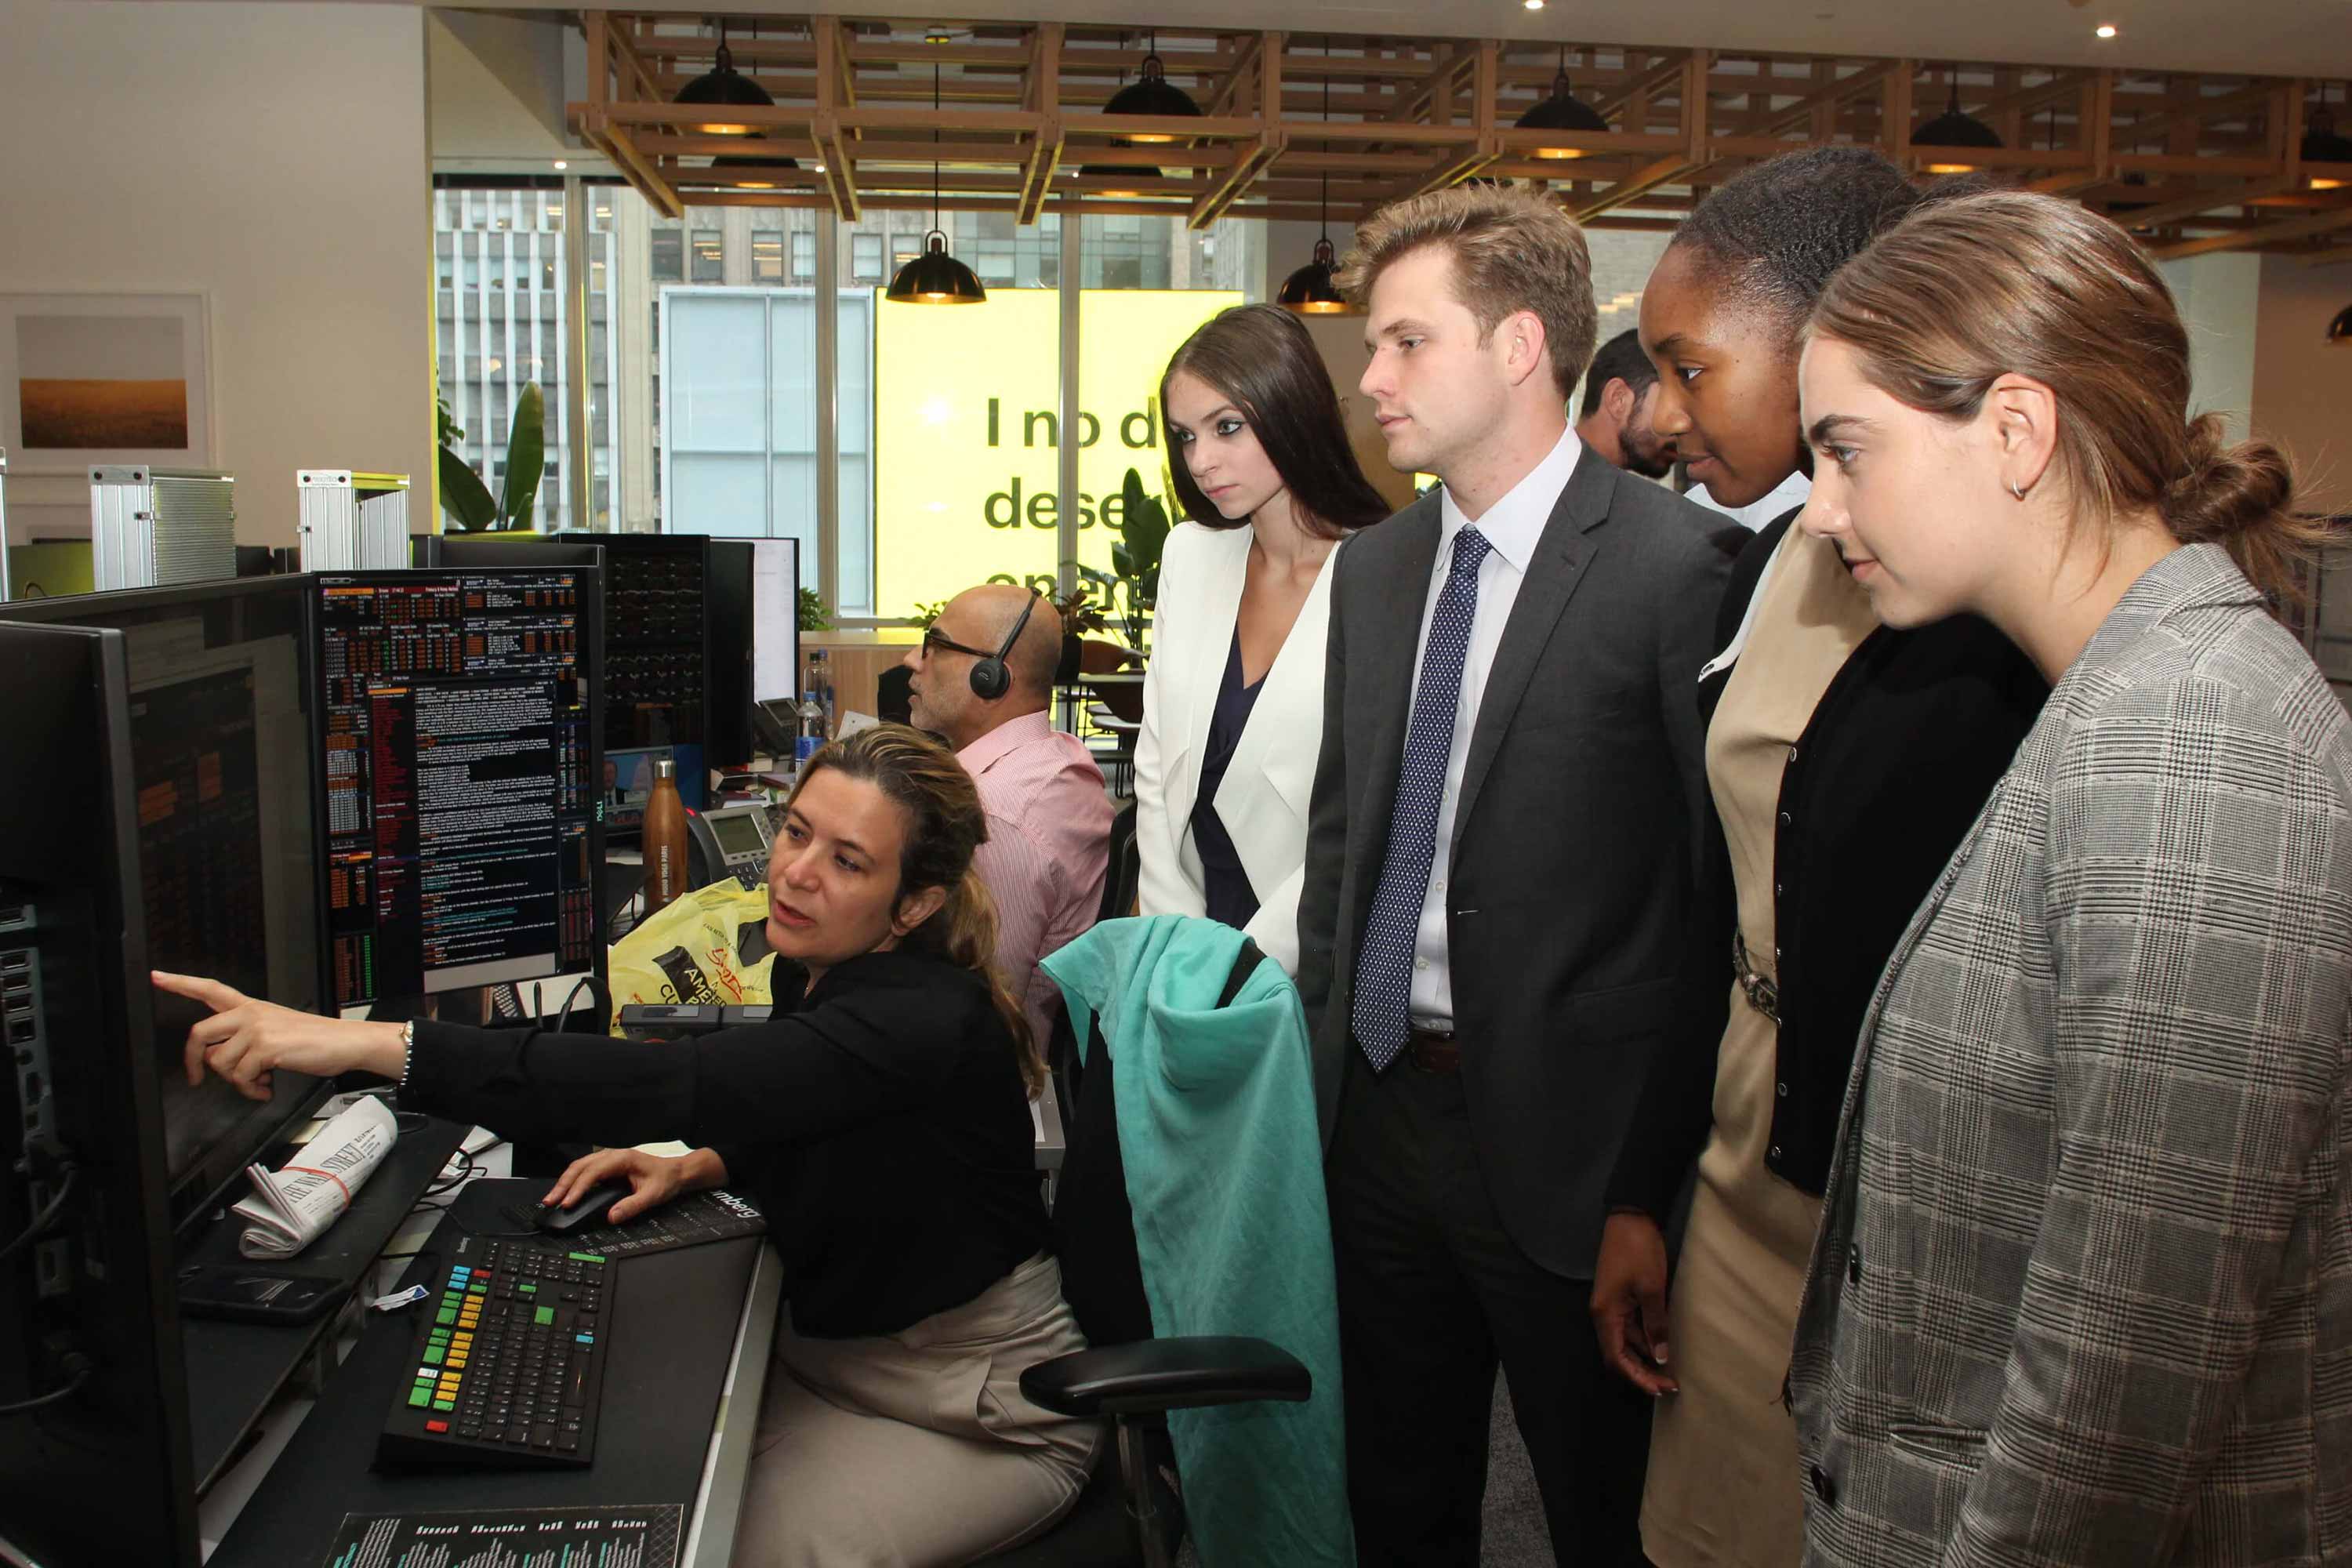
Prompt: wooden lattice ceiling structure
<box><xmin>570</xmin><ymin>13</ymin><xmax>2352</xmax><ymax>260</ymax></box>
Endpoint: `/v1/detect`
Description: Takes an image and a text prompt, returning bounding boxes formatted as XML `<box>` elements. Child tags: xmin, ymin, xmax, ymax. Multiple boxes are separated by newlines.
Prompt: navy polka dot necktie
<box><xmin>1352</xmin><ymin>524</ymin><xmax>1493</xmax><ymax>1070</ymax></box>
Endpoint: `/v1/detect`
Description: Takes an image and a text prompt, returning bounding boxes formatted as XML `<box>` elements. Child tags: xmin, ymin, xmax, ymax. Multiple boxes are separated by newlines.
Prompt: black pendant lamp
<box><xmin>2304</xmin><ymin>86</ymin><xmax>2352</xmax><ymax>191</ymax></box>
<box><xmin>1279</xmin><ymin>58</ymin><xmax>1360</xmax><ymax>316</ymax></box>
<box><xmin>887</xmin><ymin>63</ymin><xmax>985</xmax><ymax>305</ymax></box>
<box><xmin>1102</xmin><ymin>31</ymin><xmax>1201</xmax><ymax>143</ymax></box>
<box><xmin>1278</xmin><ymin>230</ymin><xmax>1352</xmax><ymax>314</ymax></box>
<box><xmin>1080</xmin><ymin>42</ymin><xmax>1158</xmax><ymax>195</ymax></box>
<box><xmin>1516</xmin><ymin>47</ymin><xmax>1610</xmax><ymax>159</ymax></box>
<box><xmin>710</xmin><ymin>137</ymin><xmax>799</xmax><ymax>190</ymax></box>
<box><xmin>674</xmin><ymin>22</ymin><xmax>774</xmax><ymax>137</ymax></box>
<box><xmin>1915</xmin><ymin>69</ymin><xmax>2003</xmax><ymax>174</ymax></box>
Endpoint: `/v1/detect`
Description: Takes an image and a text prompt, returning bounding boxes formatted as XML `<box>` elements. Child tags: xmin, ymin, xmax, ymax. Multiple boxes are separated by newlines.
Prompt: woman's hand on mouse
<box><xmin>543</xmin><ymin>1146</ymin><xmax>729</xmax><ymax>1225</ymax></box>
<box><xmin>157</xmin><ymin>970</ymin><xmax>407</xmax><ymax>1101</ymax></box>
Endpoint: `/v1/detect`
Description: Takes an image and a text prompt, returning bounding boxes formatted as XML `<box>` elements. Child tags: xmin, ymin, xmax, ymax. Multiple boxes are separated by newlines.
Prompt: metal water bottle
<box><xmin>644</xmin><ymin>758</ymin><xmax>690</xmax><ymax>909</ymax></box>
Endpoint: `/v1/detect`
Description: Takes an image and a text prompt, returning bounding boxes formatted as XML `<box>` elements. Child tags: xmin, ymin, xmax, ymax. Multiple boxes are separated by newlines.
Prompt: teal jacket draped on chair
<box><xmin>1044</xmin><ymin>914</ymin><xmax>1354</xmax><ymax>1568</ymax></box>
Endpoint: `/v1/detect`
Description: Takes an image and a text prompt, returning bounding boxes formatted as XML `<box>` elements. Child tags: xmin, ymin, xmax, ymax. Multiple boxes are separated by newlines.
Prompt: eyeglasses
<box><xmin>920</xmin><ymin>627</ymin><xmax>996</xmax><ymax>661</ymax></box>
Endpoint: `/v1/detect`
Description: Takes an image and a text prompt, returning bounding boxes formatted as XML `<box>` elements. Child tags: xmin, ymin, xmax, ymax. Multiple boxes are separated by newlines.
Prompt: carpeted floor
<box><xmin>1481</xmin><ymin>1374</ymin><xmax>1557</xmax><ymax>1564</ymax></box>
<box><xmin>1172</xmin><ymin>1371</ymin><xmax>1558</xmax><ymax>1567</ymax></box>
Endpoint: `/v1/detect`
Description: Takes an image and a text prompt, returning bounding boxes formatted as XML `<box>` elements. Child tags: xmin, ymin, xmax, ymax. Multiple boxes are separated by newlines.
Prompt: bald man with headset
<box><xmin>904</xmin><ymin>584</ymin><xmax>1112</xmax><ymax>1047</ymax></box>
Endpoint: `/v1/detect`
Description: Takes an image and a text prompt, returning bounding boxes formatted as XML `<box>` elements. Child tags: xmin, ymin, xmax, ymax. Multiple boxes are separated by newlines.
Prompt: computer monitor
<box><xmin>313</xmin><ymin>567</ymin><xmax>604</xmax><ymax>1009</ymax></box>
<box><xmin>750</xmin><ymin>538</ymin><xmax>801</xmax><ymax>706</ymax></box>
<box><xmin>554</xmin><ymin>532</ymin><xmax>754</xmax><ymax>789</ymax></box>
<box><xmin>0</xmin><ymin>577</ymin><xmax>334</xmax><ymax>1238</ymax></box>
<box><xmin>408</xmin><ymin>535</ymin><xmax>605</xmax><ymax>572</ymax></box>
<box><xmin>0</xmin><ymin>622</ymin><xmax>203</xmax><ymax>1568</ymax></box>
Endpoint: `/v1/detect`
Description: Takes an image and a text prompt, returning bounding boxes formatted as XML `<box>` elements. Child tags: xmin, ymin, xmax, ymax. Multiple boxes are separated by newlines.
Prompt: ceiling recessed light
<box><xmin>553</xmin><ymin>159</ymin><xmax>568</xmax><ymax>170</ymax></box>
<box><xmin>1524</xmin><ymin>0</ymin><xmax>1544</xmax><ymax>8</ymax></box>
<box><xmin>2094</xmin><ymin>23</ymin><xmax>2118</xmax><ymax>38</ymax></box>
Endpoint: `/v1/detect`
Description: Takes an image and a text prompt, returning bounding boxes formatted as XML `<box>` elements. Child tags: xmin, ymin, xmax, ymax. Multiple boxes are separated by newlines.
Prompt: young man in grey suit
<box><xmin>1294</xmin><ymin>185</ymin><xmax>1741</xmax><ymax>1566</ymax></box>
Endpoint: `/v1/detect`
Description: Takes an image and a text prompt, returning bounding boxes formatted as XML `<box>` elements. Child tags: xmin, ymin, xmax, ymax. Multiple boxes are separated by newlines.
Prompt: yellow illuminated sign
<box><xmin>873</xmin><ymin>288</ymin><xmax>1243</xmax><ymax>621</ymax></box>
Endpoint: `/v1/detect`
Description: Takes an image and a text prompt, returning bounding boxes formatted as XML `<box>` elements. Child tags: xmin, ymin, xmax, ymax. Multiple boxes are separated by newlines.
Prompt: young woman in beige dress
<box><xmin>1588</xmin><ymin>148</ymin><xmax>2046</xmax><ymax>1567</ymax></box>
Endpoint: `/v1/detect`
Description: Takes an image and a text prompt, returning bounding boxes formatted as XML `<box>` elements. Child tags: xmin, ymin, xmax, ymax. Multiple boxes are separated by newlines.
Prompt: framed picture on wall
<box><xmin>0</xmin><ymin>292</ymin><xmax>213</xmax><ymax>474</ymax></box>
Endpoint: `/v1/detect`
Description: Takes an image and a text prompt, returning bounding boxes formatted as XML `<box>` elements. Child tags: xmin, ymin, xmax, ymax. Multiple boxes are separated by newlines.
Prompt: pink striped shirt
<box><xmin>958</xmin><ymin>711</ymin><xmax>1112</xmax><ymax>1048</ymax></box>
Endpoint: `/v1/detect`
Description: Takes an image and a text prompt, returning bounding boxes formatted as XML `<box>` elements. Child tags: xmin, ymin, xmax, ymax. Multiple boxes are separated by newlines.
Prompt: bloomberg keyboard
<box><xmin>376</xmin><ymin>1232</ymin><xmax>613</xmax><ymax>1470</ymax></box>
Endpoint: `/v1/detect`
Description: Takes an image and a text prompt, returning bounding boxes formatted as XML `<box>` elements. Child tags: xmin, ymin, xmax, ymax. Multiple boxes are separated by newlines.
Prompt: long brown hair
<box><xmin>1808</xmin><ymin>190</ymin><xmax>2339</xmax><ymax>603</ymax></box>
<box><xmin>1160</xmin><ymin>303</ymin><xmax>1392</xmax><ymax>539</ymax></box>
<box><xmin>788</xmin><ymin>724</ymin><xmax>1043</xmax><ymax>1095</ymax></box>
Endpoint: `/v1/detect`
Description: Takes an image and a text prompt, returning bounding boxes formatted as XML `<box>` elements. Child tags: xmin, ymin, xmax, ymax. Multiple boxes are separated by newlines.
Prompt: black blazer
<box><xmin>1608</xmin><ymin>512</ymin><xmax>2049</xmax><ymax>1218</ymax></box>
<box><xmin>1295</xmin><ymin>445</ymin><xmax>1744</xmax><ymax>1278</ymax></box>
<box><xmin>403</xmin><ymin>949</ymin><xmax>1049</xmax><ymax>1338</ymax></box>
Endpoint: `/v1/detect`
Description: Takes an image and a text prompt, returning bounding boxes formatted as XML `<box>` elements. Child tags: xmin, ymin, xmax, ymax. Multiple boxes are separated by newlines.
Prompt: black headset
<box><xmin>968</xmin><ymin>590</ymin><xmax>1041</xmax><ymax>702</ymax></box>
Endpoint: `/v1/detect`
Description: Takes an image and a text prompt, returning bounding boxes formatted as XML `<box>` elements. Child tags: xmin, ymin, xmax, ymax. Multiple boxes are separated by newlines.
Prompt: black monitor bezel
<box><xmin>0</xmin><ymin>622</ymin><xmax>202</xmax><ymax>1568</ymax></box>
<box><xmin>310</xmin><ymin>564</ymin><xmax>608</xmax><ymax>1014</ymax></box>
<box><xmin>0</xmin><ymin>575</ymin><xmax>340</xmax><ymax>1236</ymax></box>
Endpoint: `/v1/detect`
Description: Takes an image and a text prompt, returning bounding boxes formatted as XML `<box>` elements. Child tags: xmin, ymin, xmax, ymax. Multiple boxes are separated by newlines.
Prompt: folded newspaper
<box><xmin>231</xmin><ymin>1094</ymin><xmax>399</xmax><ymax>1259</ymax></box>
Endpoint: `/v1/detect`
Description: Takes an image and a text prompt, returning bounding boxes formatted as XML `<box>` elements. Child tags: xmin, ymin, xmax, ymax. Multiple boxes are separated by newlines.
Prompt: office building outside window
<box><xmin>432</xmin><ymin>183</ymin><xmax>619</xmax><ymax>532</ymax></box>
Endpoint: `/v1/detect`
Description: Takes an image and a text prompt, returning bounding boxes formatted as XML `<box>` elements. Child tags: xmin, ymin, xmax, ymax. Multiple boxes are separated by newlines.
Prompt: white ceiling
<box><xmin>457</xmin><ymin>0</ymin><xmax>2352</xmax><ymax>82</ymax></box>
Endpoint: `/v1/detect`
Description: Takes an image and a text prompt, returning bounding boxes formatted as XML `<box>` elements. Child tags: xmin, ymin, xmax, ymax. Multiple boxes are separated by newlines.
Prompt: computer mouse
<box><xmin>533</xmin><ymin>1178</ymin><xmax>631</xmax><ymax>1235</ymax></box>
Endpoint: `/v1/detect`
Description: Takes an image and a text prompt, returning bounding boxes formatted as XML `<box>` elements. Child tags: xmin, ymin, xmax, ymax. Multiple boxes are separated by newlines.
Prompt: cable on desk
<box><xmin>552</xmin><ymin>974</ymin><xmax>608</xmax><ymax>1036</ymax></box>
<box><xmin>0</xmin><ymin>1355</ymin><xmax>91</xmax><ymax>1417</ymax></box>
<box><xmin>0</xmin><ymin>1165</ymin><xmax>78</xmax><ymax>1267</ymax></box>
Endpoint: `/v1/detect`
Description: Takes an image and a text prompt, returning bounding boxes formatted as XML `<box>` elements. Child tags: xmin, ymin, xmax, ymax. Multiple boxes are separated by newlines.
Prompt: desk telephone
<box><xmin>689</xmin><ymin>804</ymin><xmax>775</xmax><ymax>892</ymax></box>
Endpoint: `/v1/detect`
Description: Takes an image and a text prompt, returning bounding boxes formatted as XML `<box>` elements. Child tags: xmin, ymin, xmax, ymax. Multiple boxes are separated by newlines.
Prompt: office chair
<box><xmin>996</xmin><ymin>938</ymin><xmax>1312</xmax><ymax>1568</ymax></box>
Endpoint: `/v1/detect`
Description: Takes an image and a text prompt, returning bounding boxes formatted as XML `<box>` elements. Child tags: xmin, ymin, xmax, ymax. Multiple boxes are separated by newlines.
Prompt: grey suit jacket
<box><xmin>1294</xmin><ymin>444</ymin><xmax>1740</xmax><ymax>1277</ymax></box>
<box><xmin>1790</xmin><ymin>543</ymin><xmax>2352</xmax><ymax>1566</ymax></box>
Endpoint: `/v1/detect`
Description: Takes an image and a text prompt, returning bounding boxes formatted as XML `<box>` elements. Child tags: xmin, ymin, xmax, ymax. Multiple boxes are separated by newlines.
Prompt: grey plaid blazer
<box><xmin>1789</xmin><ymin>543</ymin><xmax>2352</xmax><ymax>1566</ymax></box>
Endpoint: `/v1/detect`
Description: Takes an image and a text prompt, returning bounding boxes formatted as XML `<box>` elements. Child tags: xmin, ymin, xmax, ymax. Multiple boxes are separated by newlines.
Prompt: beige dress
<box><xmin>1639</xmin><ymin>525</ymin><xmax>1878</xmax><ymax>1568</ymax></box>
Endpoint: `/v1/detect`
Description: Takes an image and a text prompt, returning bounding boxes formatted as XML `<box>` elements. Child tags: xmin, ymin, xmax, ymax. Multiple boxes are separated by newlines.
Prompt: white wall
<box><xmin>0</xmin><ymin>1</ymin><xmax>433</xmax><ymax>549</ymax></box>
<box><xmin>2160</xmin><ymin>252</ymin><xmax>2262</xmax><ymax>445</ymax></box>
<box><xmin>2253</xmin><ymin>256</ymin><xmax>2352</xmax><ymax>520</ymax></box>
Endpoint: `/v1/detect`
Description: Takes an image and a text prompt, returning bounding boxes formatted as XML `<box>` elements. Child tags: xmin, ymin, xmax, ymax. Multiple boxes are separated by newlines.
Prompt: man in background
<box><xmin>1573</xmin><ymin>328</ymin><xmax>1676</xmax><ymax>479</ymax></box>
<box><xmin>904</xmin><ymin>584</ymin><xmax>1109</xmax><ymax>1047</ymax></box>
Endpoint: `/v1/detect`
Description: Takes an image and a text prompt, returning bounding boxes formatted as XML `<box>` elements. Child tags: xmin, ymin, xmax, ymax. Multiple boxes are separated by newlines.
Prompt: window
<box><xmin>791</xmin><ymin>231</ymin><xmax>816</xmax><ymax>283</ymax></box>
<box><xmin>851</xmin><ymin>234</ymin><xmax>883</xmax><ymax>283</ymax></box>
<box><xmin>689</xmin><ymin>230</ymin><xmax>724</xmax><ymax>282</ymax></box>
<box><xmin>433</xmin><ymin>183</ymin><xmax>618</xmax><ymax>532</ymax></box>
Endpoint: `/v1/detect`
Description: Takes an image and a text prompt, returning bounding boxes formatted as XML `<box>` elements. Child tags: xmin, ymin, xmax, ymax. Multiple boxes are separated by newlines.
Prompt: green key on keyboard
<box><xmin>534</xmin><ymin>1305</ymin><xmax>555</xmax><ymax>1326</ymax></box>
<box><xmin>569</xmin><ymin>1252</ymin><xmax>604</xmax><ymax>1264</ymax></box>
<box><xmin>408</xmin><ymin>1386</ymin><xmax>432</xmax><ymax>1408</ymax></box>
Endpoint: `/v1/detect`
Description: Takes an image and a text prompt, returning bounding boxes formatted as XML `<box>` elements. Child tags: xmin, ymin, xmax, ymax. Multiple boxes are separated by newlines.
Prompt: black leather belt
<box><xmin>1732</xmin><ymin>931</ymin><xmax>1781</xmax><ymax>1025</ymax></box>
<box><xmin>1406</xmin><ymin>1027</ymin><xmax>1460</xmax><ymax>1074</ymax></box>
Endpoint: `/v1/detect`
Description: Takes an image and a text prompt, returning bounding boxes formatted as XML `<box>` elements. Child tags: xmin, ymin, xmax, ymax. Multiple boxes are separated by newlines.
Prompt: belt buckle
<box><xmin>1732</xmin><ymin>932</ymin><xmax>1782</xmax><ymax>1026</ymax></box>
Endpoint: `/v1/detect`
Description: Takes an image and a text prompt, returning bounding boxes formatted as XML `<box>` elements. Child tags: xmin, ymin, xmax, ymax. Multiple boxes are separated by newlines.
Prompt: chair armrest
<box><xmin>1019</xmin><ymin>1337</ymin><xmax>1311</xmax><ymax>1417</ymax></box>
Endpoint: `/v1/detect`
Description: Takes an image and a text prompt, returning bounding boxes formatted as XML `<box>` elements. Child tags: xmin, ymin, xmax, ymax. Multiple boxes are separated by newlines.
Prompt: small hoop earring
<box><xmin>2007</xmin><ymin>478</ymin><xmax>2027</xmax><ymax>501</ymax></box>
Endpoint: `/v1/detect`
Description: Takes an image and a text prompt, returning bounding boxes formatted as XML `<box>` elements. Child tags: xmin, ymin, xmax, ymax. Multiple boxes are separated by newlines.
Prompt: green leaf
<box><xmin>797</xmin><ymin>586</ymin><xmax>833</xmax><ymax>633</ymax></box>
<box><xmin>437</xmin><ymin>444</ymin><xmax>499</xmax><ymax>532</ymax></box>
<box><xmin>499</xmin><ymin>383</ymin><xmax>546</xmax><ymax>529</ymax></box>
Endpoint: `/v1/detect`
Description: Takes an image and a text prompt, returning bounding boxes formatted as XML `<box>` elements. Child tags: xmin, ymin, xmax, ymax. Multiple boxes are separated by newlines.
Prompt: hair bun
<box><xmin>2163</xmin><ymin>412</ymin><xmax>2295</xmax><ymax>543</ymax></box>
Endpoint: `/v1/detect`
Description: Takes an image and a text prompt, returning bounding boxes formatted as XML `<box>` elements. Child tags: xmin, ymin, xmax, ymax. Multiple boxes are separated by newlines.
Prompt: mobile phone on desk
<box><xmin>176</xmin><ymin>1261</ymin><xmax>346</xmax><ymax>1325</ymax></box>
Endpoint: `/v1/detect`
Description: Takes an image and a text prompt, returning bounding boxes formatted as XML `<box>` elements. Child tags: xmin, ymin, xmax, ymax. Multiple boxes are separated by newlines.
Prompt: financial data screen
<box><xmin>317</xmin><ymin>572</ymin><xmax>595</xmax><ymax>1006</ymax></box>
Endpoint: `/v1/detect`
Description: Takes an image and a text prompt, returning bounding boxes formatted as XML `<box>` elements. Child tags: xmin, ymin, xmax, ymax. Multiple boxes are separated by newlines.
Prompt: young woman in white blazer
<box><xmin>1138</xmin><ymin>304</ymin><xmax>1393</xmax><ymax>975</ymax></box>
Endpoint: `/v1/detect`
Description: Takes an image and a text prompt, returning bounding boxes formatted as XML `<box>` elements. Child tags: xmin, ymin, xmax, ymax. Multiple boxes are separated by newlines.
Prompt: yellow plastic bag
<box><xmin>607</xmin><ymin>879</ymin><xmax>778</xmax><ymax>1028</ymax></box>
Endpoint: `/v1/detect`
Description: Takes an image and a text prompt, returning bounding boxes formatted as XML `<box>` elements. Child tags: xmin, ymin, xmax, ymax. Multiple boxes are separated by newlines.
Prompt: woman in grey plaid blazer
<box><xmin>1784</xmin><ymin>191</ymin><xmax>2352</xmax><ymax>1565</ymax></box>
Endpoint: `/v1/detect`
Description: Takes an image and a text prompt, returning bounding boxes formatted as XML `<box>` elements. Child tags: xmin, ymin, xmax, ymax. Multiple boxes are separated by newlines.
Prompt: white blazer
<box><xmin>1135</xmin><ymin>521</ymin><xmax>1343</xmax><ymax>976</ymax></box>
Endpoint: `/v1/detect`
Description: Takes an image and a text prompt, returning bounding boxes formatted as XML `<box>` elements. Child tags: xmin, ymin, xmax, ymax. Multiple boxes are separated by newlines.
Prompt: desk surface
<box><xmin>207</xmin><ymin>1186</ymin><xmax>777</xmax><ymax>1568</ymax></box>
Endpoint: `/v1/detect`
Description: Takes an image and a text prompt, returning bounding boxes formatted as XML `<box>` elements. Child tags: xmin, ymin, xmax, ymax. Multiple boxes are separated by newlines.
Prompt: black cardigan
<box><xmin>402</xmin><ymin>948</ymin><xmax>1050</xmax><ymax>1338</ymax></box>
<box><xmin>1609</xmin><ymin>513</ymin><xmax>2048</xmax><ymax>1214</ymax></box>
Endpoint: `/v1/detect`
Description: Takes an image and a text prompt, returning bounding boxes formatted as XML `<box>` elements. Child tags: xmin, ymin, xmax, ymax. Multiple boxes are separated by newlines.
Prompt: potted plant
<box><xmin>1051</xmin><ymin>575</ymin><xmax>1112</xmax><ymax>684</ymax></box>
<box><xmin>1076</xmin><ymin>466</ymin><xmax>1171</xmax><ymax>656</ymax></box>
<box><xmin>437</xmin><ymin>384</ymin><xmax>546</xmax><ymax>534</ymax></box>
<box><xmin>797</xmin><ymin>586</ymin><xmax>833</xmax><ymax>633</ymax></box>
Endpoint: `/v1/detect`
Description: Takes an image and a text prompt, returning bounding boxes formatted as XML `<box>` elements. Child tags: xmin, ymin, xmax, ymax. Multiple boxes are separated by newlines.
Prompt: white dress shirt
<box><xmin>1406</xmin><ymin>425</ymin><xmax>1583</xmax><ymax>1027</ymax></box>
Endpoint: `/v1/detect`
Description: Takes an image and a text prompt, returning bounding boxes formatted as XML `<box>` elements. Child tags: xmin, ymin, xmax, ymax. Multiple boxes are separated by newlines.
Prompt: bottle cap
<box><xmin>653</xmin><ymin>758</ymin><xmax>676</xmax><ymax>780</ymax></box>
